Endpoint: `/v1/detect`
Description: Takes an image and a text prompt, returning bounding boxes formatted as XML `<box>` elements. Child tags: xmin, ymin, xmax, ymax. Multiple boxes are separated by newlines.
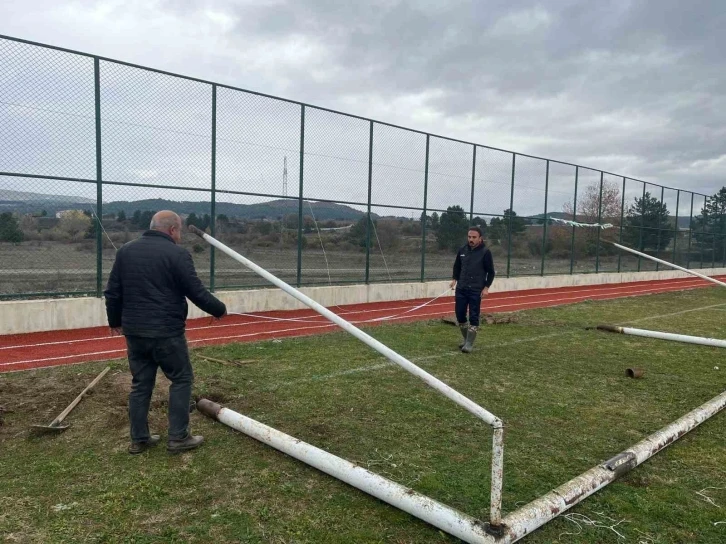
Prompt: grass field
<box><xmin>1</xmin><ymin>287</ymin><xmax>725</xmax><ymax>543</ymax></box>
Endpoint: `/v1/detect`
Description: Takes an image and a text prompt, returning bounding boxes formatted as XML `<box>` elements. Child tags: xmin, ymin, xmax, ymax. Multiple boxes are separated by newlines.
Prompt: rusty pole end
<box><xmin>188</xmin><ymin>224</ymin><xmax>206</xmax><ymax>238</ymax></box>
<box><xmin>597</xmin><ymin>324</ymin><xmax>624</xmax><ymax>334</ymax></box>
<box><xmin>196</xmin><ymin>398</ymin><xmax>223</xmax><ymax>419</ymax></box>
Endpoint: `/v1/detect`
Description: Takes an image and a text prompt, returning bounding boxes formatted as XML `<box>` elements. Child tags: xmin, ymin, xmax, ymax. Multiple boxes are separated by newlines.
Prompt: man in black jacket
<box><xmin>104</xmin><ymin>210</ymin><xmax>227</xmax><ymax>454</ymax></box>
<box><xmin>450</xmin><ymin>226</ymin><xmax>495</xmax><ymax>353</ymax></box>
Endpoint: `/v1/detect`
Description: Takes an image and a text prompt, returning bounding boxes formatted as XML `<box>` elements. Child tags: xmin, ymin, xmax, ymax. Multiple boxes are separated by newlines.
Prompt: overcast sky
<box><xmin>1</xmin><ymin>0</ymin><xmax>724</xmax><ymax>216</ymax></box>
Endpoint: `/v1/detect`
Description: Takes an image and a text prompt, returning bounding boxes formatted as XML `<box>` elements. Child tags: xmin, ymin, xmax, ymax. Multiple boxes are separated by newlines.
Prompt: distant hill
<box><xmin>0</xmin><ymin>189</ymin><xmax>95</xmax><ymax>203</ymax></box>
<box><xmin>0</xmin><ymin>189</ymin><xmax>96</xmax><ymax>215</ymax></box>
<box><xmin>0</xmin><ymin>190</ymin><xmax>372</xmax><ymax>221</ymax></box>
<box><xmin>102</xmin><ymin>199</ymin><xmax>372</xmax><ymax>221</ymax></box>
<box><xmin>0</xmin><ymin>189</ymin><xmax>699</xmax><ymax>226</ymax></box>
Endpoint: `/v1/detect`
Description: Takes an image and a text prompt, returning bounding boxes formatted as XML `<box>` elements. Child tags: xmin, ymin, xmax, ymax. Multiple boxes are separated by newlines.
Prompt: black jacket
<box><xmin>452</xmin><ymin>243</ymin><xmax>496</xmax><ymax>291</ymax></box>
<box><xmin>104</xmin><ymin>230</ymin><xmax>226</xmax><ymax>338</ymax></box>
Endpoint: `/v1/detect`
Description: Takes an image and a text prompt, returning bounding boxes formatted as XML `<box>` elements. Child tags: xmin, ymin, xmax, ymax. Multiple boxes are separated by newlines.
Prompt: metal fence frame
<box><xmin>0</xmin><ymin>34</ymin><xmax>724</xmax><ymax>300</ymax></box>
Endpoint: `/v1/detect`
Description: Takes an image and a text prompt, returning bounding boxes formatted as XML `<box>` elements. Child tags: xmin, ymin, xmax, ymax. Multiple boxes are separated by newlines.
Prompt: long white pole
<box><xmin>199</xmin><ymin>389</ymin><xmax>726</xmax><ymax>543</ymax></box>
<box><xmin>610</xmin><ymin>241</ymin><xmax>726</xmax><ymax>288</ymax></box>
<box><xmin>501</xmin><ymin>389</ymin><xmax>726</xmax><ymax>541</ymax></box>
<box><xmin>597</xmin><ymin>325</ymin><xmax>726</xmax><ymax>348</ymax></box>
<box><xmin>198</xmin><ymin>399</ymin><xmax>498</xmax><ymax>544</ymax></box>
<box><xmin>189</xmin><ymin>225</ymin><xmax>502</xmax><ymax>428</ymax></box>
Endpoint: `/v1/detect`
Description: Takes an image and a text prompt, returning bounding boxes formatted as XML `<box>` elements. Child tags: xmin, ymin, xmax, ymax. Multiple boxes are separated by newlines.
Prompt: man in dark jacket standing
<box><xmin>104</xmin><ymin>210</ymin><xmax>226</xmax><ymax>454</ymax></box>
<box><xmin>450</xmin><ymin>226</ymin><xmax>495</xmax><ymax>353</ymax></box>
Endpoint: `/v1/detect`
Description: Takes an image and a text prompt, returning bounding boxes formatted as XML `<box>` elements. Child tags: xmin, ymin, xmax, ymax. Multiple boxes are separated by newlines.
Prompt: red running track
<box><xmin>1</xmin><ymin>276</ymin><xmax>723</xmax><ymax>373</ymax></box>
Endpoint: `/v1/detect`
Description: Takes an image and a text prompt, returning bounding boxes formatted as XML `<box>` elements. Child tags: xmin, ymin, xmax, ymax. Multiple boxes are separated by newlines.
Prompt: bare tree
<box><xmin>562</xmin><ymin>180</ymin><xmax>622</xmax><ymax>255</ymax></box>
<box><xmin>563</xmin><ymin>180</ymin><xmax>622</xmax><ymax>225</ymax></box>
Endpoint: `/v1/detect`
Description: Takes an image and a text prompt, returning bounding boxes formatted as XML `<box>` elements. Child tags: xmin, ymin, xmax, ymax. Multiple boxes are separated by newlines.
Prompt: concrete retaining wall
<box><xmin>2</xmin><ymin>268</ymin><xmax>724</xmax><ymax>335</ymax></box>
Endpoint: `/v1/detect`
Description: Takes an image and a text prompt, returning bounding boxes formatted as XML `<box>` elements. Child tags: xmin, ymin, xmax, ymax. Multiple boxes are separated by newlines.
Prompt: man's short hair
<box><xmin>468</xmin><ymin>226</ymin><xmax>483</xmax><ymax>237</ymax></box>
<box><xmin>150</xmin><ymin>213</ymin><xmax>181</xmax><ymax>231</ymax></box>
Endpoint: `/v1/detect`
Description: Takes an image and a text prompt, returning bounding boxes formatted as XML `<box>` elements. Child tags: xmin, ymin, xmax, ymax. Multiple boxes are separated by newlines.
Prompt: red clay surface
<box><xmin>1</xmin><ymin>276</ymin><xmax>723</xmax><ymax>373</ymax></box>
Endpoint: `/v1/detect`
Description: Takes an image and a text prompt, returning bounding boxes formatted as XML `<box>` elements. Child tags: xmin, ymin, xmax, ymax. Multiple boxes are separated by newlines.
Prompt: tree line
<box><xmin>2</xmin><ymin>188</ymin><xmax>726</xmax><ymax>261</ymax></box>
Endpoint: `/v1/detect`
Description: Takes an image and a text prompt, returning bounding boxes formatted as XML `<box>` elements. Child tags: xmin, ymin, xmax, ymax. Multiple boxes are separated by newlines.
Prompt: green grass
<box><xmin>1</xmin><ymin>287</ymin><xmax>725</xmax><ymax>543</ymax></box>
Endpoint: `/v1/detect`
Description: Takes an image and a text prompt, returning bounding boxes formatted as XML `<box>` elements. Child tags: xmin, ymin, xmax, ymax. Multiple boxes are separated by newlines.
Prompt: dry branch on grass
<box><xmin>195</xmin><ymin>354</ymin><xmax>258</xmax><ymax>367</ymax></box>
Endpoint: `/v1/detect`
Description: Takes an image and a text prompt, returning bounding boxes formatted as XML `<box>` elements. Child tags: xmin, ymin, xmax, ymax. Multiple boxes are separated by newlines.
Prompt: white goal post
<box><xmin>191</xmin><ymin>225</ymin><xmax>726</xmax><ymax>543</ymax></box>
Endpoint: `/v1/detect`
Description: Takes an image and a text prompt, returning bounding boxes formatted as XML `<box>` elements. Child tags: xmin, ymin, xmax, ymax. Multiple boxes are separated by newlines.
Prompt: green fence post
<box><xmin>569</xmin><ymin>167</ymin><xmax>579</xmax><ymax>275</ymax></box>
<box><xmin>93</xmin><ymin>57</ymin><xmax>103</xmax><ymax>297</ymax></box>
<box><xmin>672</xmin><ymin>190</ymin><xmax>680</xmax><ymax>265</ymax></box>
<box><xmin>210</xmin><ymin>84</ymin><xmax>217</xmax><ymax>292</ymax></box>
<box><xmin>655</xmin><ymin>186</ymin><xmax>664</xmax><ymax>271</ymax></box>
<box><xmin>469</xmin><ymin>145</ymin><xmax>476</xmax><ymax>223</ymax></box>
<box><xmin>711</xmin><ymin>230</ymin><xmax>716</xmax><ymax>269</ymax></box>
<box><xmin>297</xmin><ymin>105</ymin><xmax>305</xmax><ymax>287</ymax></box>
<box><xmin>506</xmin><ymin>154</ymin><xmax>516</xmax><ymax>278</ymax></box>
<box><xmin>709</xmin><ymin>196</ymin><xmax>716</xmax><ymax>269</ymax></box>
<box><xmin>540</xmin><ymin>160</ymin><xmax>549</xmax><ymax>276</ymax></box>
<box><xmin>701</xmin><ymin>196</ymin><xmax>707</xmax><ymax>269</ymax></box>
<box><xmin>617</xmin><ymin>177</ymin><xmax>625</xmax><ymax>272</ymax></box>
<box><xmin>637</xmin><ymin>183</ymin><xmax>646</xmax><ymax>272</ymax></box>
<box><xmin>420</xmin><ymin>135</ymin><xmax>430</xmax><ymax>282</ymax></box>
<box><xmin>687</xmin><ymin>193</ymin><xmax>694</xmax><ymax>269</ymax></box>
<box><xmin>595</xmin><ymin>171</ymin><xmax>603</xmax><ymax>273</ymax></box>
<box><xmin>365</xmin><ymin>120</ymin><xmax>373</xmax><ymax>283</ymax></box>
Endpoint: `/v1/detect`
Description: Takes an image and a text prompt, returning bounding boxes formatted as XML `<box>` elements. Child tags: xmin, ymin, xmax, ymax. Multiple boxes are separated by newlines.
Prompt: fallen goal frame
<box><xmin>190</xmin><ymin>225</ymin><xmax>726</xmax><ymax>543</ymax></box>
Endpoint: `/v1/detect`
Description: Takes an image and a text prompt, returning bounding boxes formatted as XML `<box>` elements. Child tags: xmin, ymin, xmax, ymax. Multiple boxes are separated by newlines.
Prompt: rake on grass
<box><xmin>31</xmin><ymin>366</ymin><xmax>110</xmax><ymax>433</ymax></box>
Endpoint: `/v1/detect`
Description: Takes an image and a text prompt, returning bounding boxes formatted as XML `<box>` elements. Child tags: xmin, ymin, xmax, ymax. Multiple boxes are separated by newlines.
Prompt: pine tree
<box><xmin>691</xmin><ymin>187</ymin><xmax>726</xmax><ymax>257</ymax></box>
<box><xmin>436</xmin><ymin>206</ymin><xmax>468</xmax><ymax>251</ymax></box>
<box><xmin>623</xmin><ymin>192</ymin><xmax>673</xmax><ymax>251</ymax></box>
<box><xmin>0</xmin><ymin>213</ymin><xmax>23</xmax><ymax>243</ymax></box>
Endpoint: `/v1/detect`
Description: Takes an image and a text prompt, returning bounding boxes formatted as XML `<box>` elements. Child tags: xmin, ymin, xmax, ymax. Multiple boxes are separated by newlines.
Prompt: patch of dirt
<box><xmin>0</xmin><ymin>367</ymin><xmax>175</xmax><ymax>437</ymax></box>
<box><xmin>1</xmin><ymin>364</ymin><xmax>259</xmax><ymax>441</ymax></box>
<box><xmin>0</xmin><ymin>371</ymin><xmax>89</xmax><ymax>433</ymax></box>
<box><xmin>105</xmin><ymin>406</ymin><xmax>128</xmax><ymax>430</ymax></box>
<box><xmin>440</xmin><ymin>315</ymin><xmax>458</xmax><ymax>325</ymax></box>
<box><xmin>107</xmin><ymin>370</ymin><xmax>170</xmax><ymax>400</ymax></box>
<box><xmin>102</xmin><ymin>371</ymin><xmax>172</xmax><ymax>428</ymax></box>
<box><xmin>483</xmin><ymin>313</ymin><xmax>519</xmax><ymax>325</ymax></box>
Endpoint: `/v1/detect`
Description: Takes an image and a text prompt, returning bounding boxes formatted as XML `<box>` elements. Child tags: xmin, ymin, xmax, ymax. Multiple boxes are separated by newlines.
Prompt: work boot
<box><xmin>167</xmin><ymin>434</ymin><xmax>204</xmax><ymax>454</ymax></box>
<box><xmin>128</xmin><ymin>434</ymin><xmax>161</xmax><ymax>455</ymax></box>
<box><xmin>461</xmin><ymin>328</ymin><xmax>477</xmax><ymax>353</ymax></box>
<box><xmin>458</xmin><ymin>324</ymin><xmax>469</xmax><ymax>349</ymax></box>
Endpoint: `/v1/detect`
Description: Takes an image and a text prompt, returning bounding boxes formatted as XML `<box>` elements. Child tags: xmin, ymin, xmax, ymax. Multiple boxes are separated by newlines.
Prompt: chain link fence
<box><xmin>1</xmin><ymin>34</ymin><xmax>725</xmax><ymax>299</ymax></box>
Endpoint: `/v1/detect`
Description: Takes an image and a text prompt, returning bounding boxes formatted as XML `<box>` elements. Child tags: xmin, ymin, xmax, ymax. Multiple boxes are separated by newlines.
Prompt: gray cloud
<box><xmin>206</xmin><ymin>0</ymin><xmax>726</xmax><ymax>195</ymax></box>
<box><xmin>0</xmin><ymin>0</ymin><xmax>725</xmax><ymax>210</ymax></box>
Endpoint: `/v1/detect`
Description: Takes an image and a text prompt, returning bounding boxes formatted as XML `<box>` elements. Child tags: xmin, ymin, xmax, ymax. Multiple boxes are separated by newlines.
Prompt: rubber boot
<box><xmin>461</xmin><ymin>328</ymin><xmax>477</xmax><ymax>353</ymax></box>
<box><xmin>458</xmin><ymin>324</ymin><xmax>469</xmax><ymax>349</ymax></box>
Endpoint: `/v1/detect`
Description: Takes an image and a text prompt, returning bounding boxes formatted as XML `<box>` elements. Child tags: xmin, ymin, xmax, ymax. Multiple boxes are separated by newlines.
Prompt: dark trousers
<box><xmin>455</xmin><ymin>288</ymin><xmax>482</xmax><ymax>327</ymax></box>
<box><xmin>125</xmin><ymin>334</ymin><xmax>193</xmax><ymax>442</ymax></box>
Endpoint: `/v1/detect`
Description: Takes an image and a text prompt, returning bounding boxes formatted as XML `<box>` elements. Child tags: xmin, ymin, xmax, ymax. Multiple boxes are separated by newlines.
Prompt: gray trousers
<box><xmin>125</xmin><ymin>334</ymin><xmax>192</xmax><ymax>442</ymax></box>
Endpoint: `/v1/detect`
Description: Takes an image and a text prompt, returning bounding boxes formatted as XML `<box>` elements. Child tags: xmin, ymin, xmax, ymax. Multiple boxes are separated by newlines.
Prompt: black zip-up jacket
<box><xmin>104</xmin><ymin>230</ymin><xmax>226</xmax><ymax>338</ymax></box>
<box><xmin>452</xmin><ymin>243</ymin><xmax>496</xmax><ymax>291</ymax></box>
